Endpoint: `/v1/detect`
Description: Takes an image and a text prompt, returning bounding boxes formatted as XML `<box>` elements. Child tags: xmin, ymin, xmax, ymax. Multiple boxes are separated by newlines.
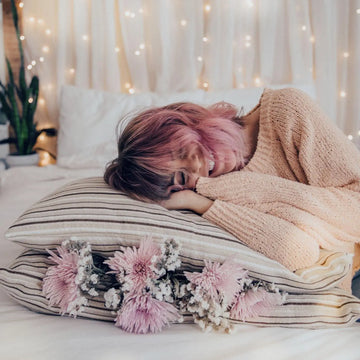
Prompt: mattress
<box><xmin>0</xmin><ymin>165</ymin><xmax>359</xmax><ymax>360</ymax></box>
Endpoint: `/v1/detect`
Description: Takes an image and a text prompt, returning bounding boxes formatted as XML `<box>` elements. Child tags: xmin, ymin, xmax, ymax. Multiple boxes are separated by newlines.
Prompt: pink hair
<box><xmin>104</xmin><ymin>102</ymin><xmax>247</xmax><ymax>201</ymax></box>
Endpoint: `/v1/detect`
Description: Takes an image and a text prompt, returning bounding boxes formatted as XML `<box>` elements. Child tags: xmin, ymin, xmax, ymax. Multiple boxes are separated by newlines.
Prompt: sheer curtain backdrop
<box><xmin>19</xmin><ymin>0</ymin><xmax>360</xmax><ymax>142</ymax></box>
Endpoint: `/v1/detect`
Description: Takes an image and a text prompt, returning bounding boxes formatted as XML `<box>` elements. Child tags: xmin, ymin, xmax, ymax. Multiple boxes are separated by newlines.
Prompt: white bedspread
<box><xmin>0</xmin><ymin>165</ymin><xmax>359</xmax><ymax>360</ymax></box>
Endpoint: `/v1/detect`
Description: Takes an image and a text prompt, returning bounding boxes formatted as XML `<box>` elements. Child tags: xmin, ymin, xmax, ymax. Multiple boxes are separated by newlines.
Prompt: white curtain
<box><xmin>20</xmin><ymin>0</ymin><xmax>360</xmax><ymax>141</ymax></box>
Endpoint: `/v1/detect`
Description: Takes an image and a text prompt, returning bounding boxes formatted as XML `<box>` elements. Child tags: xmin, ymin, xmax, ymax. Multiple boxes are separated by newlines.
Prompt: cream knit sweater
<box><xmin>196</xmin><ymin>88</ymin><xmax>360</xmax><ymax>273</ymax></box>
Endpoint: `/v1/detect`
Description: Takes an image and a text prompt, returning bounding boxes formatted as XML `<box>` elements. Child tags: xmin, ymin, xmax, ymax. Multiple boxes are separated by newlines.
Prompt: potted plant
<box><xmin>0</xmin><ymin>0</ymin><xmax>56</xmax><ymax>167</ymax></box>
<box><xmin>0</xmin><ymin>104</ymin><xmax>8</xmax><ymax>160</ymax></box>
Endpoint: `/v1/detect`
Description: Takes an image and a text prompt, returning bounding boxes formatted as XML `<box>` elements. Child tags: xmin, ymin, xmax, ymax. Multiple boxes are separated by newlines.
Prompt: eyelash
<box><xmin>173</xmin><ymin>171</ymin><xmax>186</xmax><ymax>186</ymax></box>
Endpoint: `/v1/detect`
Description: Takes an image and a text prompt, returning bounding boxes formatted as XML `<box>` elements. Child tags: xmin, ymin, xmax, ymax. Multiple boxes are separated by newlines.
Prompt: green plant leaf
<box><xmin>0</xmin><ymin>137</ymin><xmax>16</xmax><ymax>145</ymax></box>
<box><xmin>6</xmin><ymin>83</ymin><xmax>22</xmax><ymax>152</ymax></box>
<box><xmin>10</xmin><ymin>0</ymin><xmax>18</xmax><ymax>30</ymax></box>
<box><xmin>0</xmin><ymin>92</ymin><xmax>12</xmax><ymax>121</ymax></box>
<box><xmin>6</xmin><ymin>58</ymin><xmax>15</xmax><ymax>85</ymax></box>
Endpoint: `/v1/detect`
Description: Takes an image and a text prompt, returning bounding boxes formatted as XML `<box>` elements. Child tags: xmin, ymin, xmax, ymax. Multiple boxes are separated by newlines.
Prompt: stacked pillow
<box><xmin>1</xmin><ymin>176</ymin><xmax>360</xmax><ymax>328</ymax></box>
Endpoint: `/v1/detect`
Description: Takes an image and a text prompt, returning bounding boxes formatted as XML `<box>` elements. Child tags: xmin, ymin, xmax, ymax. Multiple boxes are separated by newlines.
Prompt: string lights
<box><xmin>17</xmin><ymin>1</ymin><xmax>360</xmax><ymax>155</ymax></box>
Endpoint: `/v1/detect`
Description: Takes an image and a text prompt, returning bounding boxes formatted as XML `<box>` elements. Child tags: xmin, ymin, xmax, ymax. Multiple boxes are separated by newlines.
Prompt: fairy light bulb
<box><xmin>356</xmin><ymin>9</ymin><xmax>360</xmax><ymax>14</ymax></box>
<box><xmin>348</xmin><ymin>135</ymin><xmax>354</xmax><ymax>140</ymax></box>
<box><xmin>39</xmin><ymin>98</ymin><xmax>45</xmax><ymax>106</ymax></box>
<box><xmin>39</xmin><ymin>56</ymin><xmax>45</xmax><ymax>62</ymax></box>
<box><xmin>204</xmin><ymin>4</ymin><xmax>211</xmax><ymax>12</ymax></box>
<box><xmin>203</xmin><ymin>82</ymin><xmax>209</xmax><ymax>89</ymax></box>
<box><xmin>28</xmin><ymin>97</ymin><xmax>34</xmax><ymax>103</ymax></box>
<box><xmin>27</xmin><ymin>64</ymin><xmax>32</xmax><ymax>70</ymax></box>
<box><xmin>301</xmin><ymin>25</ymin><xmax>307</xmax><ymax>31</ymax></box>
<box><xmin>20</xmin><ymin>35</ymin><xmax>25</xmax><ymax>41</ymax></box>
<box><xmin>42</xmin><ymin>46</ymin><xmax>49</xmax><ymax>53</ymax></box>
<box><xmin>45</xmin><ymin>29</ymin><xmax>51</xmax><ymax>35</ymax></box>
<box><xmin>134</xmin><ymin>50</ymin><xmax>141</xmax><ymax>56</ymax></box>
<box><xmin>38</xmin><ymin>133</ymin><xmax>46</xmax><ymax>141</ymax></box>
<box><xmin>310</xmin><ymin>36</ymin><xmax>315</xmax><ymax>43</ymax></box>
<box><xmin>29</xmin><ymin>17</ymin><xmax>35</xmax><ymax>23</ymax></box>
<box><xmin>343</xmin><ymin>52</ymin><xmax>349</xmax><ymax>58</ymax></box>
<box><xmin>19</xmin><ymin>2</ymin><xmax>24</xmax><ymax>8</ymax></box>
<box><xmin>254</xmin><ymin>77</ymin><xmax>261</xmax><ymax>86</ymax></box>
<box><xmin>197</xmin><ymin>56</ymin><xmax>203</xmax><ymax>62</ymax></box>
<box><xmin>31</xmin><ymin>60</ymin><xmax>36</xmax><ymax>66</ymax></box>
<box><xmin>202</xmin><ymin>36</ymin><xmax>209</xmax><ymax>42</ymax></box>
<box><xmin>69</xmin><ymin>68</ymin><xmax>75</xmax><ymax>74</ymax></box>
<box><xmin>247</xmin><ymin>0</ymin><xmax>254</xmax><ymax>8</ymax></box>
<box><xmin>40</xmin><ymin>152</ymin><xmax>51</xmax><ymax>166</ymax></box>
<box><xmin>115</xmin><ymin>47</ymin><xmax>120</xmax><ymax>53</ymax></box>
<box><xmin>340</xmin><ymin>91</ymin><xmax>347</xmax><ymax>98</ymax></box>
<box><xmin>139</xmin><ymin>43</ymin><xmax>145</xmax><ymax>50</ymax></box>
<box><xmin>82</xmin><ymin>35</ymin><xmax>89</xmax><ymax>41</ymax></box>
<box><xmin>129</xmin><ymin>88</ymin><xmax>135</xmax><ymax>94</ymax></box>
<box><xmin>180</xmin><ymin>19</ymin><xmax>187</xmax><ymax>27</ymax></box>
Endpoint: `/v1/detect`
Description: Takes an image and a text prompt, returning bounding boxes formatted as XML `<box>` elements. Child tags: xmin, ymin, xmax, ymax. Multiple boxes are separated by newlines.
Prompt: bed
<box><xmin>1</xmin><ymin>85</ymin><xmax>360</xmax><ymax>360</ymax></box>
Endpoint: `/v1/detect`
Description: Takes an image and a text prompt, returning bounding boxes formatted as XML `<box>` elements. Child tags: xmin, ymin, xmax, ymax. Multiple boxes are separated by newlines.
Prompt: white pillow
<box><xmin>57</xmin><ymin>84</ymin><xmax>316</xmax><ymax>169</ymax></box>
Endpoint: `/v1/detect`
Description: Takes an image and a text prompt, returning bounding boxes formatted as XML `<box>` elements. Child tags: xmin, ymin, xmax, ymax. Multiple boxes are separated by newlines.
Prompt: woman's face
<box><xmin>168</xmin><ymin>146</ymin><xmax>211</xmax><ymax>189</ymax></box>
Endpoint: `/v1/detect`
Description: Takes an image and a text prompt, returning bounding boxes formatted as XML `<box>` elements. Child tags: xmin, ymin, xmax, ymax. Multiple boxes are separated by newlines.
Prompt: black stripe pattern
<box><xmin>4</xmin><ymin>177</ymin><xmax>354</xmax><ymax>293</ymax></box>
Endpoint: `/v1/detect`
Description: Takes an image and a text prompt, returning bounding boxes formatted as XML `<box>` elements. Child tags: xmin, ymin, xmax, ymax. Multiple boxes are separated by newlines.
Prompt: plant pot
<box><xmin>5</xmin><ymin>152</ymin><xmax>39</xmax><ymax>168</ymax></box>
<box><xmin>0</xmin><ymin>124</ymin><xmax>9</xmax><ymax>159</ymax></box>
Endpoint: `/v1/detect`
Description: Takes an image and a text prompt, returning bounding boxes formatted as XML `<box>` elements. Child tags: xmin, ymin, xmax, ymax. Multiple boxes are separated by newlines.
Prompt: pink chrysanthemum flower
<box><xmin>105</xmin><ymin>236</ymin><xmax>161</xmax><ymax>292</ymax></box>
<box><xmin>42</xmin><ymin>247</ymin><xmax>79</xmax><ymax>314</ymax></box>
<box><xmin>185</xmin><ymin>258</ymin><xmax>247</xmax><ymax>303</ymax></box>
<box><xmin>115</xmin><ymin>293</ymin><xmax>179</xmax><ymax>334</ymax></box>
<box><xmin>230</xmin><ymin>287</ymin><xmax>284</xmax><ymax>321</ymax></box>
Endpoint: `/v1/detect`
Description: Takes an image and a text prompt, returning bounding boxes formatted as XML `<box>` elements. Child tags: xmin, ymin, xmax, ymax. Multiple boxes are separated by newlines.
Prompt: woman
<box><xmin>105</xmin><ymin>88</ymin><xmax>360</xmax><ymax>290</ymax></box>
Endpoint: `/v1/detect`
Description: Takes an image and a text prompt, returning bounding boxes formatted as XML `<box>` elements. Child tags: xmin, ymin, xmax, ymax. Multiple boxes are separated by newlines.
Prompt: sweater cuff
<box><xmin>202</xmin><ymin>199</ymin><xmax>227</xmax><ymax>224</ymax></box>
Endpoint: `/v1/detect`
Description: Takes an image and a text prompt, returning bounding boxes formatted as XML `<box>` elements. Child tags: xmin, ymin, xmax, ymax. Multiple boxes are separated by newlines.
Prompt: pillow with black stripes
<box><xmin>1</xmin><ymin>249</ymin><xmax>360</xmax><ymax>329</ymax></box>
<box><xmin>5</xmin><ymin>177</ymin><xmax>353</xmax><ymax>294</ymax></box>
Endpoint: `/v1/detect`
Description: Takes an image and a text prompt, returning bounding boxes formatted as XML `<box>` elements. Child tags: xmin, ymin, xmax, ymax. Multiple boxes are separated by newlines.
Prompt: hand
<box><xmin>159</xmin><ymin>190</ymin><xmax>213</xmax><ymax>215</ymax></box>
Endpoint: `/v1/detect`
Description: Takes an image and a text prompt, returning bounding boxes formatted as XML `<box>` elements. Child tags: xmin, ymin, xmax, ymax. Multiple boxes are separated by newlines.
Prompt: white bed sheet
<box><xmin>0</xmin><ymin>165</ymin><xmax>359</xmax><ymax>360</ymax></box>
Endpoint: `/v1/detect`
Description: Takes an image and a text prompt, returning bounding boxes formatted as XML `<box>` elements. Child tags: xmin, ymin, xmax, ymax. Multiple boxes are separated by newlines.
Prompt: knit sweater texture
<box><xmin>196</xmin><ymin>88</ymin><xmax>360</xmax><ymax>274</ymax></box>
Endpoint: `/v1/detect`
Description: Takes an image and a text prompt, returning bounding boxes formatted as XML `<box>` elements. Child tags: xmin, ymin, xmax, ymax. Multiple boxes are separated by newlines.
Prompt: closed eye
<box><xmin>173</xmin><ymin>171</ymin><xmax>187</xmax><ymax>186</ymax></box>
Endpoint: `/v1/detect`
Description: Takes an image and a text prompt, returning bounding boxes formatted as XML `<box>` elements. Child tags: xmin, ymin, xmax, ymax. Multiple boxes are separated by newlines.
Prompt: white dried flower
<box><xmin>104</xmin><ymin>288</ymin><xmax>121</xmax><ymax>309</ymax></box>
<box><xmin>88</xmin><ymin>288</ymin><xmax>99</xmax><ymax>297</ymax></box>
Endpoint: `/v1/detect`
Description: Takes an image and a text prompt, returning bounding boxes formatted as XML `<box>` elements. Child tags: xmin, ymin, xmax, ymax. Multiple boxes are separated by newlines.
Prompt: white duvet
<box><xmin>0</xmin><ymin>165</ymin><xmax>359</xmax><ymax>360</ymax></box>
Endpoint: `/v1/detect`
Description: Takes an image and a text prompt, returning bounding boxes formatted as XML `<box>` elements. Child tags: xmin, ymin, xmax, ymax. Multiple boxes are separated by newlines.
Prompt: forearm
<box><xmin>160</xmin><ymin>190</ymin><xmax>213</xmax><ymax>215</ymax></box>
<box><xmin>190</xmin><ymin>193</ymin><xmax>213</xmax><ymax>214</ymax></box>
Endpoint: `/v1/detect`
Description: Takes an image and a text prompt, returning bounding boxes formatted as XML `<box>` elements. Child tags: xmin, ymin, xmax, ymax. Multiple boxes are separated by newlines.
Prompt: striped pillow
<box><xmin>5</xmin><ymin>177</ymin><xmax>352</xmax><ymax>293</ymax></box>
<box><xmin>1</xmin><ymin>249</ymin><xmax>360</xmax><ymax>329</ymax></box>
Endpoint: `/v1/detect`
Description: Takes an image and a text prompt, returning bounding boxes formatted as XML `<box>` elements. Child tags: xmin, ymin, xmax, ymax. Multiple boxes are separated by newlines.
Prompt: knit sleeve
<box><xmin>201</xmin><ymin>199</ymin><xmax>320</xmax><ymax>271</ymax></box>
<box><xmin>197</xmin><ymin>171</ymin><xmax>360</xmax><ymax>251</ymax></box>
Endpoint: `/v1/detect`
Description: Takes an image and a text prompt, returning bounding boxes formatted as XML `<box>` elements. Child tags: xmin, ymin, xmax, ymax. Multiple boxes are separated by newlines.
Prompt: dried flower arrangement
<box><xmin>43</xmin><ymin>237</ymin><xmax>285</xmax><ymax>334</ymax></box>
